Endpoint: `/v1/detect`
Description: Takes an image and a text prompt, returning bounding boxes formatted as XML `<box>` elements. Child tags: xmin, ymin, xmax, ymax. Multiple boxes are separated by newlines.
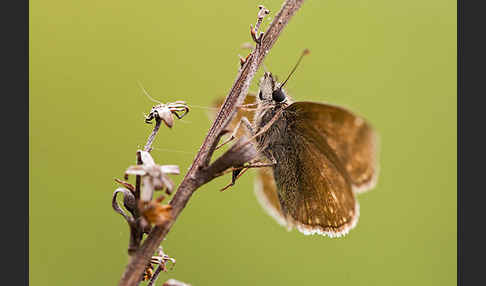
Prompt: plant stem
<box><xmin>117</xmin><ymin>1</ymin><xmax>305</xmax><ymax>285</ymax></box>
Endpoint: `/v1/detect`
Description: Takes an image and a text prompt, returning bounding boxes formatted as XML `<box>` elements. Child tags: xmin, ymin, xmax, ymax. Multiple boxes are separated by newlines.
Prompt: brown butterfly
<box><xmin>214</xmin><ymin>50</ymin><xmax>379</xmax><ymax>237</ymax></box>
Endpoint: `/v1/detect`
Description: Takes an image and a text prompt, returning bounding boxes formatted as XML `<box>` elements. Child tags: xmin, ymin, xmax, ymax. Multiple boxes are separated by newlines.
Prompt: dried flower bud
<box><xmin>143</xmin><ymin>265</ymin><xmax>154</xmax><ymax>281</ymax></box>
<box><xmin>139</xmin><ymin>198</ymin><xmax>172</xmax><ymax>226</ymax></box>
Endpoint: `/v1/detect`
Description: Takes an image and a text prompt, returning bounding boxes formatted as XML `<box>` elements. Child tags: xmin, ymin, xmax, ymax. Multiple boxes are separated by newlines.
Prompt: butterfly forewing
<box><xmin>269</xmin><ymin>111</ymin><xmax>358</xmax><ymax>236</ymax></box>
<box><xmin>209</xmin><ymin>95</ymin><xmax>376</xmax><ymax>237</ymax></box>
<box><xmin>285</xmin><ymin>101</ymin><xmax>378</xmax><ymax>193</ymax></box>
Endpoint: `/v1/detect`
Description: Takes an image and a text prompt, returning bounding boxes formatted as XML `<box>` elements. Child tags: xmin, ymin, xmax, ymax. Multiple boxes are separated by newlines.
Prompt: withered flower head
<box><xmin>145</xmin><ymin>101</ymin><xmax>189</xmax><ymax>128</ymax></box>
<box><xmin>138</xmin><ymin>196</ymin><xmax>173</xmax><ymax>226</ymax></box>
<box><xmin>138</xmin><ymin>82</ymin><xmax>189</xmax><ymax>128</ymax></box>
<box><xmin>125</xmin><ymin>151</ymin><xmax>180</xmax><ymax>202</ymax></box>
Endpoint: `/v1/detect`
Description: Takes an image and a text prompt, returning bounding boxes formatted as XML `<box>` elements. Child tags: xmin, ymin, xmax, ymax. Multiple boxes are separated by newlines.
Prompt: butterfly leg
<box><xmin>237</xmin><ymin>102</ymin><xmax>260</xmax><ymax>110</ymax></box>
<box><xmin>234</xmin><ymin>159</ymin><xmax>276</xmax><ymax>170</ymax></box>
<box><xmin>220</xmin><ymin>158</ymin><xmax>276</xmax><ymax>192</ymax></box>
<box><xmin>232</xmin><ymin>109</ymin><xmax>284</xmax><ymax>153</ymax></box>
<box><xmin>216</xmin><ymin>116</ymin><xmax>254</xmax><ymax>150</ymax></box>
<box><xmin>220</xmin><ymin>167</ymin><xmax>251</xmax><ymax>192</ymax></box>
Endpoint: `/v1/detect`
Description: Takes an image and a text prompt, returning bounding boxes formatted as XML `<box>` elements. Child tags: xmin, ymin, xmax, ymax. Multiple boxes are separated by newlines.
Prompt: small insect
<box><xmin>216</xmin><ymin>49</ymin><xmax>379</xmax><ymax>237</ymax></box>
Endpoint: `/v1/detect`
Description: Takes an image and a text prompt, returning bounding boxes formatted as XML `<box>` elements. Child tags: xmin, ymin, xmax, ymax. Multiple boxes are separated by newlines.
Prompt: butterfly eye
<box><xmin>272</xmin><ymin>89</ymin><xmax>286</xmax><ymax>102</ymax></box>
<box><xmin>258</xmin><ymin>90</ymin><xmax>264</xmax><ymax>100</ymax></box>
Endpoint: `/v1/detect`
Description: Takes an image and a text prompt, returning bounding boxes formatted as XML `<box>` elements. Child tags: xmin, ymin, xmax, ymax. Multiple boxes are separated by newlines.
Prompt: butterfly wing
<box><xmin>210</xmin><ymin>94</ymin><xmax>257</xmax><ymax>138</ymax></box>
<box><xmin>266</xmin><ymin>109</ymin><xmax>359</xmax><ymax>236</ymax></box>
<box><xmin>209</xmin><ymin>98</ymin><xmax>376</xmax><ymax>236</ymax></box>
<box><xmin>254</xmin><ymin>167</ymin><xmax>289</xmax><ymax>228</ymax></box>
<box><xmin>285</xmin><ymin>101</ymin><xmax>379</xmax><ymax>193</ymax></box>
<box><xmin>261</xmin><ymin>101</ymin><xmax>377</xmax><ymax>236</ymax></box>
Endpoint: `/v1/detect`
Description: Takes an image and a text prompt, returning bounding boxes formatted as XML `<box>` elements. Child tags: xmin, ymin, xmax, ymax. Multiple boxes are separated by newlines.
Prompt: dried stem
<box><xmin>147</xmin><ymin>265</ymin><xmax>164</xmax><ymax>286</ymax></box>
<box><xmin>118</xmin><ymin>1</ymin><xmax>305</xmax><ymax>285</ymax></box>
<box><xmin>135</xmin><ymin>151</ymin><xmax>142</xmax><ymax>200</ymax></box>
<box><xmin>144</xmin><ymin>119</ymin><xmax>162</xmax><ymax>152</ymax></box>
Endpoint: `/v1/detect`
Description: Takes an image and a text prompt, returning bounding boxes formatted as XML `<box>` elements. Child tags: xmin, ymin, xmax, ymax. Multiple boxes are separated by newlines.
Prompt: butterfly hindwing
<box><xmin>254</xmin><ymin>168</ymin><xmax>288</xmax><ymax>228</ymax></box>
<box><xmin>210</xmin><ymin>94</ymin><xmax>257</xmax><ymax>138</ymax></box>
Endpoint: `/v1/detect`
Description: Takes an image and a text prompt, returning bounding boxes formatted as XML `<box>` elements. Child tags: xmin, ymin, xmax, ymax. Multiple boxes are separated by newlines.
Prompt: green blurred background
<box><xmin>30</xmin><ymin>0</ymin><xmax>456</xmax><ymax>285</ymax></box>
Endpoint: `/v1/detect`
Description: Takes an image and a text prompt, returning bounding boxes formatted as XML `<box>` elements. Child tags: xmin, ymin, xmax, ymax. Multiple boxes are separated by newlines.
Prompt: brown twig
<box><xmin>136</xmin><ymin>114</ymin><xmax>167</xmax><ymax>202</ymax></box>
<box><xmin>117</xmin><ymin>1</ymin><xmax>305</xmax><ymax>285</ymax></box>
<box><xmin>146</xmin><ymin>247</ymin><xmax>176</xmax><ymax>286</ymax></box>
<box><xmin>146</xmin><ymin>266</ymin><xmax>164</xmax><ymax>286</ymax></box>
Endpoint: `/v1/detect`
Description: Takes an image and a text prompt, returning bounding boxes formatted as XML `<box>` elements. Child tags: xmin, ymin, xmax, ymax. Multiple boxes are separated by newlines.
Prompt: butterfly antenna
<box><xmin>137</xmin><ymin>80</ymin><xmax>162</xmax><ymax>104</ymax></box>
<box><xmin>280</xmin><ymin>49</ymin><xmax>310</xmax><ymax>89</ymax></box>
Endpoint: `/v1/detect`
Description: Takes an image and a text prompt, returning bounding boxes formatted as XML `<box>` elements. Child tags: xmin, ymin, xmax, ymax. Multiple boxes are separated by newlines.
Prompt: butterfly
<box><xmin>212</xmin><ymin>50</ymin><xmax>379</xmax><ymax>238</ymax></box>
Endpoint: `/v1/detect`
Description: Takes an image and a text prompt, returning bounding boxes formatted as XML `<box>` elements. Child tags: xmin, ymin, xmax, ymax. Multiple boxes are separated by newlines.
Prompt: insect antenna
<box><xmin>279</xmin><ymin>49</ymin><xmax>310</xmax><ymax>89</ymax></box>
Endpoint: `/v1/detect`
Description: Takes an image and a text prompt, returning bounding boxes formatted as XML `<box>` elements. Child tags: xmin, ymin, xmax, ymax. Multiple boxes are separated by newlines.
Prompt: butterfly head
<box><xmin>258</xmin><ymin>72</ymin><xmax>287</xmax><ymax>104</ymax></box>
<box><xmin>257</xmin><ymin>49</ymin><xmax>310</xmax><ymax>106</ymax></box>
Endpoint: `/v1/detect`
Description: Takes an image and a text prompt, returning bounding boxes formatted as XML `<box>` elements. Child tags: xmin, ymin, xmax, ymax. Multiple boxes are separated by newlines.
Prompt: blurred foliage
<box><xmin>30</xmin><ymin>0</ymin><xmax>456</xmax><ymax>285</ymax></box>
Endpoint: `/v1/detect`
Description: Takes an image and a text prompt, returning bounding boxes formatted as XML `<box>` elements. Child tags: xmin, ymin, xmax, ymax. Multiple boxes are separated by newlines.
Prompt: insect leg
<box><xmin>232</xmin><ymin>109</ymin><xmax>284</xmax><ymax>153</ymax></box>
<box><xmin>216</xmin><ymin>116</ymin><xmax>254</xmax><ymax>150</ymax></box>
<box><xmin>220</xmin><ymin>157</ymin><xmax>276</xmax><ymax>192</ymax></box>
<box><xmin>234</xmin><ymin>160</ymin><xmax>276</xmax><ymax>170</ymax></box>
<box><xmin>220</xmin><ymin>167</ymin><xmax>251</xmax><ymax>192</ymax></box>
<box><xmin>237</xmin><ymin>103</ymin><xmax>260</xmax><ymax>110</ymax></box>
